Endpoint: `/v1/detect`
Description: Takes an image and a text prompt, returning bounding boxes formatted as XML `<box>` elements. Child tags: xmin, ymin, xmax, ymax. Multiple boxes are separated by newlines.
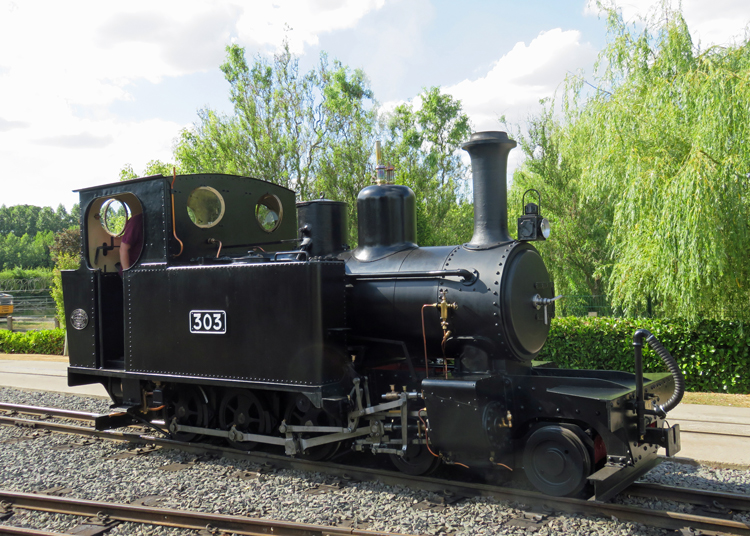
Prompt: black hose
<box><xmin>636</xmin><ymin>329</ymin><xmax>685</xmax><ymax>413</ymax></box>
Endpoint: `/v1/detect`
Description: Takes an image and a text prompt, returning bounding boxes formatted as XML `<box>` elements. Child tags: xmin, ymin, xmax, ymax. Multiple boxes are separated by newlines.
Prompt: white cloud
<box><xmin>444</xmin><ymin>29</ymin><xmax>597</xmax><ymax>131</ymax></box>
<box><xmin>0</xmin><ymin>0</ymin><xmax>386</xmax><ymax>209</ymax></box>
<box><xmin>234</xmin><ymin>0</ymin><xmax>386</xmax><ymax>54</ymax></box>
<box><xmin>0</xmin><ymin>117</ymin><xmax>181</xmax><ymax>208</ymax></box>
<box><xmin>584</xmin><ymin>0</ymin><xmax>750</xmax><ymax>48</ymax></box>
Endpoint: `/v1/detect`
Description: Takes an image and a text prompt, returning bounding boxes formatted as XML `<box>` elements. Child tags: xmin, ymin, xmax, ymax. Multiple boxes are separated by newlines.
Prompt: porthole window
<box><xmin>100</xmin><ymin>199</ymin><xmax>131</xmax><ymax>237</ymax></box>
<box><xmin>256</xmin><ymin>194</ymin><xmax>283</xmax><ymax>233</ymax></box>
<box><xmin>187</xmin><ymin>186</ymin><xmax>225</xmax><ymax>228</ymax></box>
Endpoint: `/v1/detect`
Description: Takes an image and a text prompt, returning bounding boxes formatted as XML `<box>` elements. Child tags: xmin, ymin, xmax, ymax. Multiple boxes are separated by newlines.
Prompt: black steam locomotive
<box><xmin>62</xmin><ymin>131</ymin><xmax>682</xmax><ymax>500</ymax></box>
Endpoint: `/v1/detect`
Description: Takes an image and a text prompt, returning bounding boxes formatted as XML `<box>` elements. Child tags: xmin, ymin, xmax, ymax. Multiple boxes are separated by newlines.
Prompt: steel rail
<box><xmin>0</xmin><ymin>526</ymin><xmax>63</xmax><ymax>535</ymax></box>
<box><xmin>0</xmin><ymin>490</ymin><xmax>408</xmax><ymax>536</ymax></box>
<box><xmin>627</xmin><ymin>482</ymin><xmax>750</xmax><ymax>511</ymax></box>
<box><xmin>3</xmin><ymin>411</ymin><xmax>750</xmax><ymax>534</ymax></box>
<box><xmin>0</xmin><ymin>403</ymin><xmax>99</xmax><ymax>422</ymax></box>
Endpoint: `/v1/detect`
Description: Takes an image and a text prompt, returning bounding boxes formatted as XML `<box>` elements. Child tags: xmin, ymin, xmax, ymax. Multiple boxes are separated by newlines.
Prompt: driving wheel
<box><xmin>218</xmin><ymin>389</ymin><xmax>269</xmax><ymax>450</ymax></box>
<box><xmin>522</xmin><ymin>425</ymin><xmax>592</xmax><ymax>497</ymax></box>
<box><xmin>390</xmin><ymin>442</ymin><xmax>441</xmax><ymax>476</ymax></box>
<box><xmin>283</xmin><ymin>394</ymin><xmax>342</xmax><ymax>461</ymax></box>
<box><xmin>166</xmin><ymin>385</ymin><xmax>210</xmax><ymax>442</ymax></box>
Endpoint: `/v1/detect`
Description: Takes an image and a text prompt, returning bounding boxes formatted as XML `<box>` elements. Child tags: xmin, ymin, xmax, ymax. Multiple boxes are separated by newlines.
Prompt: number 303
<box><xmin>190</xmin><ymin>310</ymin><xmax>226</xmax><ymax>333</ymax></box>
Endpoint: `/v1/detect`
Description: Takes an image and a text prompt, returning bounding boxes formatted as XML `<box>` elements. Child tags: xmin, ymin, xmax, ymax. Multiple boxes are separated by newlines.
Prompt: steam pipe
<box><xmin>633</xmin><ymin>329</ymin><xmax>685</xmax><ymax>437</ymax></box>
<box><xmin>461</xmin><ymin>131</ymin><xmax>517</xmax><ymax>249</ymax></box>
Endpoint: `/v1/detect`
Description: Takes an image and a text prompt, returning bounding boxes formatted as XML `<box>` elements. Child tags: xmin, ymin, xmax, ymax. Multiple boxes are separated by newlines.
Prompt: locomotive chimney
<box><xmin>462</xmin><ymin>131</ymin><xmax>517</xmax><ymax>249</ymax></box>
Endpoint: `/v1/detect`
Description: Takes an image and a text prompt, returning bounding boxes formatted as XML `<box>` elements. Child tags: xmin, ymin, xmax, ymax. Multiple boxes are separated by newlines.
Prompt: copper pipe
<box><xmin>418</xmin><ymin>408</ymin><xmax>440</xmax><ymax>459</ymax></box>
<box><xmin>207</xmin><ymin>238</ymin><xmax>223</xmax><ymax>258</ymax></box>
<box><xmin>171</xmin><ymin>168</ymin><xmax>184</xmax><ymax>258</ymax></box>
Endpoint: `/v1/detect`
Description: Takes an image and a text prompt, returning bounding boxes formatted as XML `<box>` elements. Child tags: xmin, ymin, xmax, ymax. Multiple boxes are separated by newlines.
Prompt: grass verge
<box><xmin>682</xmin><ymin>392</ymin><xmax>750</xmax><ymax>408</ymax></box>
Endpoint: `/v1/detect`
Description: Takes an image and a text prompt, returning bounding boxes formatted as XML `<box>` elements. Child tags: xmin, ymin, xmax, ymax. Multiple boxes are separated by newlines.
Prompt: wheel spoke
<box><xmin>219</xmin><ymin>390</ymin><xmax>268</xmax><ymax>450</ymax></box>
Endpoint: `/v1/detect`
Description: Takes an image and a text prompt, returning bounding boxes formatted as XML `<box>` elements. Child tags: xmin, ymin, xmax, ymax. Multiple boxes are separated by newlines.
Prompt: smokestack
<box><xmin>462</xmin><ymin>131</ymin><xmax>517</xmax><ymax>249</ymax></box>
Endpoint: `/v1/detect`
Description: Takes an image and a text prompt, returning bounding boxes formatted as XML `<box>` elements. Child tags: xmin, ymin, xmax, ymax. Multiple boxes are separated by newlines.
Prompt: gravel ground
<box><xmin>1</xmin><ymin>386</ymin><xmax>749</xmax><ymax>535</ymax></box>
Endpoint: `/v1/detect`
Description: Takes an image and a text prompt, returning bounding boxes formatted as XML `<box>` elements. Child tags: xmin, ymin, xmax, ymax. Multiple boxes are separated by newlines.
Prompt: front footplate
<box><xmin>589</xmin><ymin>421</ymin><xmax>681</xmax><ymax>502</ymax></box>
<box><xmin>588</xmin><ymin>456</ymin><xmax>661</xmax><ymax>502</ymax></box>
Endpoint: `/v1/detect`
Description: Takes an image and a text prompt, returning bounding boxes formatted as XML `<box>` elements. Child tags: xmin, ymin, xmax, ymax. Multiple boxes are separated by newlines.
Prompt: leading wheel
<box><xmin>283</xmin><ymin>395</ymin><xmax>341</xmax><ymax>461</ymax></box>
<box><xmin>166</xmin><ymin>385</ymin><xmax>210</xmax><ymax>442</ymax></box>
<box><xmin>522</xmin><ymin>425</ymin><xmax>592</xmax><ymax>497</ymax></box>
<box><xmin>219</xmin><ymin>389</ymin><xmax>269</xmax><ymax>450</ymax></box>
<box><xmin>389</xmin><ymin>443</ymin><xmax>441</xmax><ymax>476</ymax></box>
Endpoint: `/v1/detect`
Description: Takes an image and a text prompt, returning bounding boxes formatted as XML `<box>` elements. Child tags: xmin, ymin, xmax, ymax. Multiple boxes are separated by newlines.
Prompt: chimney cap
<box><xmin>462</xmin><ymin>131</ymin><xmax>516</xmax><ymax>148</ymax></box>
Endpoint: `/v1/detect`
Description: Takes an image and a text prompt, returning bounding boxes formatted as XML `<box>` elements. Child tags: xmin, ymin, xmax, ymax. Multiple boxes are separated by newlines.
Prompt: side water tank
<box><xmin>297</xmin><ymin>199</ymin><xmax>349</xmax><ymax>257</ymax></box>
<box><xmin>354</xmin><ymin>184</ymin><xmax>417</xmax><ymax>261</ymax></box>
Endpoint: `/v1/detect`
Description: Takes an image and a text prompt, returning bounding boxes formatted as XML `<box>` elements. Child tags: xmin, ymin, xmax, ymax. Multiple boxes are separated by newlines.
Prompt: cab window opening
<box><xmin>256</xmin><ymin>194</ymin><xmax>283</xmax><ymax>233</ymax></box>
<box><xmin>87</xmin><ymin>194</ymin><xmax>143</xmax><ymax>273</ymax></box>
<box><xmin>187</xmin><ymin>186</ymin><xmax>225</xmax><ymax>228</ymax></box>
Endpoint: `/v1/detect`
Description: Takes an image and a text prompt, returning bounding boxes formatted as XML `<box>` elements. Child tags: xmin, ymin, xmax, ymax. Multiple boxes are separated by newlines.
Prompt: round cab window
<box><xmin>187</xmin><ymin>186</ymin><xmax>225</xmax><ymax>228</ymax></box>
<box><xmin>256</xmin><ymin>194</ymin><xmax>282</xmax><ymax>232</ymax></box>
<box><xmin>100</xmin><ymin>199</ymin><xmax>131</xmax><ymax>237</ymax></box>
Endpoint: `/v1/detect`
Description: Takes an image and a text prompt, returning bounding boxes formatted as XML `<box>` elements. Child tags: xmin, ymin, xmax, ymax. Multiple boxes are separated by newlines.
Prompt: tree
<box><xmin>379</xmin><ymin>87</ymin><xmax>473</xmax><ymax>246</ymax></box>
<box><xmin>174</xmin><ymin>43</ymin><xmax>376</xmax><ymax>204</ymax></box>
<box><xmin>120</xmin><ymin>160</ymin><xmax>176</xmax><ymax>181</ymax></box>
<box><xmin>0</xmin><ymin>232</ymin><xmax>54</xmax><ymax>270</ymax></box>
<box><xmin>50</xmin><ymin>228</ymin><xmax>81</xmax><ymax>262</ymax></box>
<box><xmin>508</xmin><ymin>101</ymin><xmax>612</xmax><ymax>301</ymax></box>
<box><xmin>513</xmin><ymin>2</ymin><xmax>750</xmax><ymax>320</ymax></box>
<box><xmin>0</xmin><ymin>205</ymin><xmax>40</xmax><ymax>236</ymax></box>
<box><xmin>133</xmin><ymin>47</ymin><xmax>474</xmax><ymax>248</ymax></box>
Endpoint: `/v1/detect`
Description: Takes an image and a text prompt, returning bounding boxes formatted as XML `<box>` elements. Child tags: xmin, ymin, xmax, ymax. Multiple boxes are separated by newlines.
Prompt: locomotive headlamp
<box><xmin>517</xmin><ymin>189</ymin><xmax>550</xmax><ymax>241</ymax></box>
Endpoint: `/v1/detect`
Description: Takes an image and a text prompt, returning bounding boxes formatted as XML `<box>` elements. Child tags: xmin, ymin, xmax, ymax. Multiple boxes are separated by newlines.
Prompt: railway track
<box><xmin>0</xmin><ymin>489</ymin><xmax>406</xmax><ymax>536</ymax></box>
<box><xmin>2</xmin><ymin>402</ymin><xmax>750</xmax><ymax>535</ymax></box>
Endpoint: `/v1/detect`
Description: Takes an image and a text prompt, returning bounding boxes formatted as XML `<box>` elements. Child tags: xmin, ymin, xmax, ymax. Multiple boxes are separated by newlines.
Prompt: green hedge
<box><xmin>540</xmin><ymin>317</ymin><xmax>750</xmax><ymax>393</ymax></box>
<box><xmin>0</xmin><ymin>328</ymin><xmax>65</xmax><ymax>355</ymax></box>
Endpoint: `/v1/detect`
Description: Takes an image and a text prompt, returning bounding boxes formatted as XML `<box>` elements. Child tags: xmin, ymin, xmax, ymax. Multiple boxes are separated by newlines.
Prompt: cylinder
<box><xmin>462</xmin><ymin>131</ymin><xmax>517</xmax><ymax>249</ymax></box>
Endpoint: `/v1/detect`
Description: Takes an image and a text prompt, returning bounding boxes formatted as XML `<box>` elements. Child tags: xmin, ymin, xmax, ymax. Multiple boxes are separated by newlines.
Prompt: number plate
<box><xmin>189</xmin><ymin>310</ymin><xmax>227</xmax><ymax>334</ymax></box>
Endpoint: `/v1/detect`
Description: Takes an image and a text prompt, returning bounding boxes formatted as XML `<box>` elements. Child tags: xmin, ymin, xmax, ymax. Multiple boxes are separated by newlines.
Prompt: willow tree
<box><xmin>517</xmin><ymin>4</ymin><xmax>750</xmax><ymax>320</ymax></box>
<box><xmin>508</xmin><ymin>102</ymin><xmax>613</xmax><ymax>304</ymax></box>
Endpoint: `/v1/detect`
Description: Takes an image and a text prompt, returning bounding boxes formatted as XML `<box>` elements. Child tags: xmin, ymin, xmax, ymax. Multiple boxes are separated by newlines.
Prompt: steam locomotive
<box><xmin>62</xmin><ymin>131</ymin><xmax>682</xmax><ymax>500</ymax></box>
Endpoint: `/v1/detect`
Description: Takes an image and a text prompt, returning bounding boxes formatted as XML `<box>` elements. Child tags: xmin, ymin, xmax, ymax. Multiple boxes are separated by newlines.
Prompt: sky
<box><xmin>1</xmin><ymin>0</ymin><xmax>748</xmax><ymax>211</ymax></box>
